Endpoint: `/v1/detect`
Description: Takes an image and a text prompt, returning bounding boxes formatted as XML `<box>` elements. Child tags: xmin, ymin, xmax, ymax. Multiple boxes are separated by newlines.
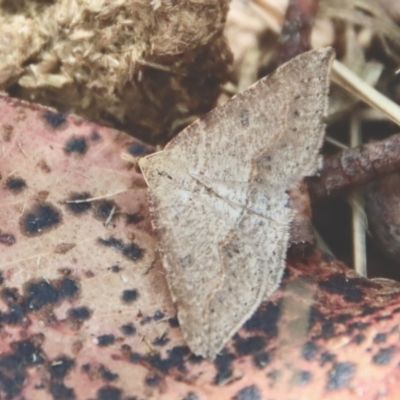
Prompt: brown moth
<box><xmin>139</xmin><ymin>48</ymin><xmax>335</xmax><ymax>359</ymax></box>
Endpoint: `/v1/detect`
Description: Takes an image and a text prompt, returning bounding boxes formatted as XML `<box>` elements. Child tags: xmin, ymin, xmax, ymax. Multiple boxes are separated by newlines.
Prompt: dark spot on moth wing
<box><xmin>96</xmin><ymin>334</ymin><xmax>115</xmax><ymax>347</ymax></box>
<box><xmin>240</xmin><ymin>109</ymin><xmax>250</xmax><ymax>127</ymax></box>
<box><xmin>0</xmin><ymin>231</ymin><xmax>16</xmax><ymax>246</ymax></box>
<box><xmin>20</xmin><ymin>202</ymin><xmax>62</xmax><ymax>237</ymax></box>
<box><xmin>43</xmin><ymin>110</ymin><xmax>67</xmax><ymax>129</ymax></box>
<box><xmin>96</xmin><ymin>386</ymin><xmax>122</xmax><ymax>400</ymax></box>
<box><xmin>64</xmin><ymin>135</ymin><xmax>88</xmax><ymax>154</ymax></box>
<box><xmin>66</xmin><ymin>192</ymin><xmax>92</xmax><ymax>214</ymax></box>
<box><xmin>6</xmin><ymin>176</ymin><xmax>27</xmax><ymax>194</ymax></box>
<box><xmin>234</xmin><ymin>385</ymin><xmax>261</xmax><ymax>400</ymax></box>
<box><xmin>49</xmin><ymin>356</ymin><xmax>75</xmax><ymax>379</ymax></box>
<box><xmin>326</xmin><ymin>362</ymin><xmax>355</xmax><ymax>391</ymax></box>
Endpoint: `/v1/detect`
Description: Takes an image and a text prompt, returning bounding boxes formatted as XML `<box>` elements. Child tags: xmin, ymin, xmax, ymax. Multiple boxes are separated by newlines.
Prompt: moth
<box><xmin>139</xmin><ymin>48</ymin><xmax>334</xmax><ymax>359</ymax></box>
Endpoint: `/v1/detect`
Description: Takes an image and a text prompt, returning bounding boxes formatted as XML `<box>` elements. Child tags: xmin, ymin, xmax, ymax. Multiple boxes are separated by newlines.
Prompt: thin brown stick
<box><xmin>308</xmin><ymin>133</ymin><xmax>400</xmax><ymax>201</ymax></box>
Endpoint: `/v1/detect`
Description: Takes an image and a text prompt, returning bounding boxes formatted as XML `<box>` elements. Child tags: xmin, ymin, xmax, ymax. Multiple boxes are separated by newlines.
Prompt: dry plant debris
<box><xmin>0</xmin><ymin>0</ymin><xmax>232</xmax><ymax>144</ymax></box>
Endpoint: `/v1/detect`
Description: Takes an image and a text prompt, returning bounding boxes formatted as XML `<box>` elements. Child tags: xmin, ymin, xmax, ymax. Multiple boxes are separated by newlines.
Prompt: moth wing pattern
<box><xmin>139</xmin><ymin>48</ymin><xmax>335</xmax><ymax>358</ymax></box>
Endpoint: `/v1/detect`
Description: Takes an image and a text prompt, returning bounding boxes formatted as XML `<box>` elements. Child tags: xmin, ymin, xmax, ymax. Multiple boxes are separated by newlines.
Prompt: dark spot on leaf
<box><xmin>58</xmin><ymin>277</ymin><xmax>79</xmax><ymax>299</ymax></box>
<box><xmin>20</xmin><ymin>202</ymin><xmax>62</xmax><ymax>236</ymax></box>
<box><xmin>97</xmin><ymin>334</ymin><xmax>115</xmax><ymax>347</ymax></box>
<box><xmin>6</xmin><ymin>176</ymin><xmax>26</xmax><ymax>193</ymax></box>
<box><xmin>145</xmin><ymin>374</ymin><xmax>160</xmax><ymax>386</ymax></box>
<box><xmin>68</xmin><ymin>306</ymin><xmax>92</xmax><ymax>320</ymax></box>
<box><xmin>23</xmin><ymin>280</ymin><xmax>59</xmax><ymax>310</ymax></box>
<box><xmin>319</xmin><ymin>274</ymin><xmax>363</xmax><ymax>303</ymax></box>
<box><xmin>91</xmin><ymin>131</ymin><xmax>101</xmax><ymax>141</ymax></box>
<box><xmin>109</xmin><ymin>265</ymin><xmax>121</xmax><ymax>273</ymax></box>
<box><xmin>66</xmin><ymin>192</ymin><xmax>92</xmax><ymax>214</ymax></box>
<box><xmin>100</xmin><ymin>365</ymin><xmax>118</xmax><ymax>382</ymax></box>
<box><xmin>234</xmin><ymin>335</ymin><xmax>265</xmax><ymax>356</ymax></box>
<box><xmin>98</xmin><ymin>236</ymin><xmax>144</xmax><ymax>261</ymax></box>
<box><xmin>43</xmin><ymin>111</ymin><xmax>67</xmax><ymax>128</ymax></box>
<box><xmin>293</xmin><ymin>370</ymin><xmax>312</xmax><ymax>386</ymax></box>
<box><xmin>214</xmin><ymin>350</ymin><xmax>235</xmax><ymax>384</ymax></box>
<box><xmin>126</xmin><ymin>213</ymin><xmax>144</xmax><ymax>224</ymax></box>
<box><xmin>147</xmin><ymin>346</ymin><xmax>189</xmax><ymax>373</ymax></box>
<box><xmin>372</xmin><ymin>347</ymin><xmax>394</xmax><ymax>365</ymax></box>
<box><xmin>122</xmin><ymin>289</ymin><xmax>138</xmax><ymax>304</ymax></box>
<box><xmin>153</xmin><ymin>335</ymin><xmax>169</xmax><ymax>346</ymax></box>
<box><xmin>97</xmin><ymin>386</ymin><xmax>122</xmax><ymax>400</ymax></box>
<box><xmin>49</xmin><ymin>382</ymin><xmax>76</xmax><ymax>400</ymax></box>
<box><xmin>353</xmin><ymin>333</ymin><xmax>365</xmax><ymax>344</ymax></box>
<box><xmin>0</xmin><ymin>231</ymin><xmax>16</xmax><ymax>246</ymax></box>
<box><xmin>234</xmin><ymin>385</ymin><xmax>261</xmax><ymax>400</ymax></box>
<box><xmin>120</xmin><ymin>323</ymin><xmax>136</xmax><ymax>336</ymax></box>
<box><xmin>253</xmin><ymin>352</ymin><xmax>271</xmax><ymax>369</ymax></box>
<box><xmin>50</xmin><ymin>356</ymin><xmax>75</xmax><ymax>379</ymax></box>
<box><xmin>11</xmin><ymin>338</ymin><xmax>45</xmax><ymax>366</ymax></box>
<box><xmin>153</xmin><ymin>310</ymin><xmax>165</xmax><ymax>320</ymax></box>
<box><xmin>326</xmin><ymin>362</ymin><xmax>355</xmax><ymax>390</ymax></box>
<box><xmin>64</xmin><ymin>136</ymin><xmax>88</xmax><ymax>154</ymax></box>
<box><xmin>182</xmin><ymin>392</ymin><xmax>199</xmax><ymax>400</ymax></box>
<box><xmin>373</xmin><ymin>333</ymin><xmax>387</xmax><ymax>344</ymax></box>
<box><xmin>320</xmin><ymin>352</ymin><xmax>335</xmax><ymax>366</ymax></box>
<box><xmin>127</xmin><ymin>142</ymin><xmax>150</xmax><ymax>156</ymax></box>
<box><xmin>94</xmin><ymin>200</ymin><xmax>118</xmax><ymax>221</ymax></box>
<box><xmin>302</xmin><ymin>341</ymin><xmax>319</xmax><ymax>361</ymax></box>
<box><xmin>168</xmin><ymin>317</ymin><xmax>179</xmax><ymax>328</ymax></box>
<box><xmin>244</xmin><ymin>302</ymin><xmax>280</xmax><ymax>337</ymax></box>
<box><xmin>140</xmin><ymin>316</ymin><xmax>152</xmax><ymax>325</ymax></box>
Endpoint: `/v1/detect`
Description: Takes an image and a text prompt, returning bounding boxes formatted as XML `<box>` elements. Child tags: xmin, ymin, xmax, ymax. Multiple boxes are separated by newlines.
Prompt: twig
<box><xmin>308</xmin><ymin>133</ymin><xmax>400</xmax><ymax>201</ymax></box>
